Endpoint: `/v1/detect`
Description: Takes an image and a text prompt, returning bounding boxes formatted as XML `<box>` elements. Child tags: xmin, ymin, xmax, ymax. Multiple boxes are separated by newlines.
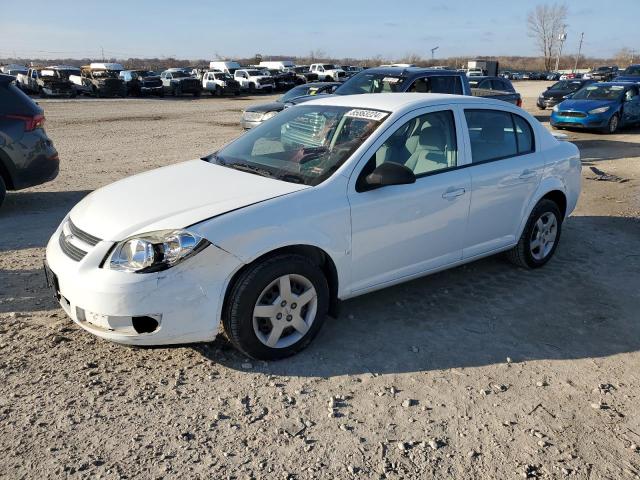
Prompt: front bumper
<box><xmin>45</xmin><ymin>219</ymin><xmax>243</xmax><ymax>346</ymax></box>
<box><xmin>140</xmin><ymin>85</ymin><xmax>164</xmax><ymax>95</ymax></box>
<box><xmin>537</xmin><ymin>97</ymin><xmax>560</xmax><ymax>108</ymax></box>
<box><xmin>240</xmin><ymin>118</ymin><xmax>263</xmax><ymax>129</ymax></box>
<box><xmin>550</xmin><ymin>112</ymin><xmax>609</xmax><ymax>129</ymax></box>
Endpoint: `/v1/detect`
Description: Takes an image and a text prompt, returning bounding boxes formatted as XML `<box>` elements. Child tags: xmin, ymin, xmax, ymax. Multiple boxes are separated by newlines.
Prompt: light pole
<box><xmin>431</xmin><ymin>46</ymin><xmax>439</xmax><ymax>60</ymax></box>
<box><xmin>554</xmin><ymin>30</ymin><xmax>567</xmax><ymax>72</ymax></box>
<box><xmin>573</xmin><ymin>32</ymin><xmax>584</xmax><ymax>73</ymax></box>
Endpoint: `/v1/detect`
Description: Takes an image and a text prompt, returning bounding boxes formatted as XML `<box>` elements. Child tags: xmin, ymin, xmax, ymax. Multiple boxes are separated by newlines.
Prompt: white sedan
<box><xmin>45</xmin><ymin>93</ymin><xmax>581</xmax><ymax>359</ymax></box>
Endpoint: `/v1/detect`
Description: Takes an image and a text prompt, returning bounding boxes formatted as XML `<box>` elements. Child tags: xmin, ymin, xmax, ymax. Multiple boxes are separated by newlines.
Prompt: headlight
<box><xmin>106</xmin><ymin>230</ymin><xmax>209</xmax><ymax>273</ymax></box>
<box><xmin>552</xmin><ymin>105</ymin><xmax>559</xmax><ymax>112</ymax></box>
<box><xmin>261</xmin><ymin>111</ymin><xmax>278</xmax><ymax>121</ymax></box>
<box><xmin>588</xmin><ymin>106</ymin><xmax>610</xmax><ymax>114</ymax></box>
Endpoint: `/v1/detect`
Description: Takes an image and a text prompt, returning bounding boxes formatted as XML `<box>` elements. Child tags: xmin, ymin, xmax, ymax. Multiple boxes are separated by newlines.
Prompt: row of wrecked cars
<box><xmin>10</xmin><ymin>62</ymin><xmax>216</xmax><ymax>98</ymax></box>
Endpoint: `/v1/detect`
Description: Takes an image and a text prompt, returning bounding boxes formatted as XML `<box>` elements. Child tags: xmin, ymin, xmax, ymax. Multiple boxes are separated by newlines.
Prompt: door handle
<box><xmin>519</xmin><ymin>169</ymin><xmax>537</xmax><ymax>180</ymax></box>
<box><xmin>442</xmin><ymin>187</ymin><xmax>466</xmax><ymax>199</ymax></box>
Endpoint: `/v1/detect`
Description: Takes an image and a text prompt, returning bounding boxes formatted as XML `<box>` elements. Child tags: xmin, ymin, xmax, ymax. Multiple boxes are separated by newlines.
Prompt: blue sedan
<box><xmin>550</xmin><ymin>82</ymin><xmax>640</xmax><ymax>133</ymax></box>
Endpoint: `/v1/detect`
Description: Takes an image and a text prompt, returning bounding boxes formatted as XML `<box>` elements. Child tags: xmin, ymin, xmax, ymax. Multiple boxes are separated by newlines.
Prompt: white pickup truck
<box><xmin>309</xmin><ymin>63</ymin><xmax>347</xmax><ymax>82</ymax></box>
<box><xmin>233</xmin><ymin>69</ymin><xmax>275</xmax><ymax>92</ymax></box>
<box><xmin>202</xmin><ymin>71</ymin><xmax>240</xmax><ymax>96</ymax></box>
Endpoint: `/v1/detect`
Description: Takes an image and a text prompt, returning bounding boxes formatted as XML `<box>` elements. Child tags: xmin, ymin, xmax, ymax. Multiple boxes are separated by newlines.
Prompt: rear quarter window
<box><xmin>0</xmin><ymin>82</ymin><xmax>41</xmax><ymax>116</ymax></box>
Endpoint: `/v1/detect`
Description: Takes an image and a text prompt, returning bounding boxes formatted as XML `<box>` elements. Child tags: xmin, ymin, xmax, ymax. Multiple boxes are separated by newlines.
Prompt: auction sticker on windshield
<box><xmin>344</xmin><ymin>109</ymin><xmax>389</xmax><ymax>121</ymax></box>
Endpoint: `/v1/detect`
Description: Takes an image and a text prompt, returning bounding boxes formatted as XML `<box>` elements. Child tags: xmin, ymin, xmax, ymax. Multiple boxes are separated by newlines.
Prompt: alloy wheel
<box><xmin>252</xmin><ymin>274</ymin><xmax>318</xmax><ymax>349</ymax></box>
<box><xmin>530</xmin><ymin>212</ymin><xmax>558</xmax><ymax>261</ymax></box>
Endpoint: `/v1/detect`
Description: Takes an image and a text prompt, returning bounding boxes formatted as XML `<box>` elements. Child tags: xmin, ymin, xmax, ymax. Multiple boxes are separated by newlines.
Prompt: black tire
<box><xmin>173</xmin><ymin>84</ymin><xmax>181</xmax><ymax>97</ymax></box>
<box><xmin>248</xmin><ymin>82</ymin><xmax>255</xmax><ymax>93</ymax></box>
<box><xmin>223</xmin><ymin>254</ymin><xmax>329</xmax><ymax>360</ymax></box>
<box><xmin>193</xmin><ymin>90</ymin><xmax>201</xmax><ymax>97</ymax></box>
<box><xmin>506</xmin><ymin>199</ymin><xmax>562</xmax><ymax>269</ymax></box>
<box><xmin>234</xmin><ymin>90</ymin><xmax>240</xmax><ymax>96</ymax></box>
<box><xmin>0</xmin><ymin>176</ymin><xmax>6</xmax><ymax>208</ymax></box>
<box><xmin>603</xmin><ymin>113</ymin><xmax>619</xmax><ymax>134</ymax></box>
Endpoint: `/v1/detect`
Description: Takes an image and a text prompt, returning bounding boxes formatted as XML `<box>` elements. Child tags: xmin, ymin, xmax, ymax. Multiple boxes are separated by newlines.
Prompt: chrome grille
<box><xmin>59</xmin><ymin>232</ymin><xmax>87</xmax><ymax>261</ymax></box>
<box><xmin>559</xmin><ymin>111</ymin><xmax>587</xmax><ymax>118</ymax></box>
<box><xmin>68</xmin><ymin>219</ymin><xmax>101</xmax><ymax>246</ymax></box>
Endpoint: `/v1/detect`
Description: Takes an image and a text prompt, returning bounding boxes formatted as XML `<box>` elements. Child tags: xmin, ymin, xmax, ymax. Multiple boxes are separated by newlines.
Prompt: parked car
<box><xmin>546</xmin><ymin>72</ymin><xmax>561</xmax><ymax>81</ymax></box>
<box><xmin>16</xmin><ymin>66</ymin><xmax>75</xmax><ymax>98</ymax></box>
<box><xmin>202</xmin><ymin>71</ymin><xmax>240</xmax><ymax>96</ymax></box>
<box><xmin>340</xmin><ymin>65</ymin><xmax>364</xmax><ymax>78</ymax></box>
<box><xmin>0</xmin><ymin>64</ymin><xmax>28</xmax><ymax>76</ymax></box>
<box><xmin>258</xmin><ymin>60</ymin><xmax>295</xmax><ymax>71</ymax></box>
<box><xmin>160</xmin><ymin>69</ymin><xmax>202</xmax><ymax>97</ymax></box>
<box><xmin>537</xmin><ymin>79</ymin><xmax>595</xmax><ymax>110</ymax></box>
<box><xmin>467</xmin><ymin>76</ymin><xmax>522</xmax><ymax>106</ymax></box>
<box><xmin>510</xmin><ymin>72</ymin><xmax>523</xmax><ymax>80</ymax></box>
<box><xmin>119</xmin><ymin>70</ymin><xmax>164</xmax><ymax>97</ymax></box>
<box><xmin>588</xmin><ymin>66</ymin><xmax>619</xmax><ymax>82</ymax></box>
<box><xmin>334</xmin><ymin>67</ymin><xmax>470</xmax><ymax>96</ymax></box>
<box><xmin>0</xmin><ymin>74</ymin><xmax>59</xmax><ymax>207</ymax></box>
<box><xmin>551</xmin><ymin>82</ymin><xmax>640</xmax><ymax>133</ymax></box>
<box><xmin>234</xmin><ymin>69</ymin><xmax>275</xmax><ymax>93</ymax></box>
<box><xmin>69</xmin><ymin>63</ymin><xmax>126</xmax><ymax>97</ymax></box>
<box><xmin>309</xmin><ymin>64</ymin><xmax>347</xmax><ymax>82</ymax></box>
<box><xmin>615</xmin><ymin>64</ymin><xmax>640</xmax><ymax>83</ymax></box>
<box><xmin>292</xmin><ymin>66</ymin><xmax>314</xmax><ymax>83</ymax></box>
<box><xmin>467</xmin><ymin>68</ymin><xmax>484</xmax><ymax>77</ymax></box>
<box><xmin>44</xmin><ymin>93</ymin><xmax>580</xmax><ymax>359</ymax></box>
<box><xmin>267</xmin><ymin>69</ymin><xmax>297</xmax><ymax>91</ymax></box>
<box><xmin>240</xmin><ymin>82</ymin><xmax>340</xmax><ymax>129</ymax></box>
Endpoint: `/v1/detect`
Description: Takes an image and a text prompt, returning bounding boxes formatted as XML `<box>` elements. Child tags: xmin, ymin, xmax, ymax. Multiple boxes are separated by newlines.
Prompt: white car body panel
<box><xmin>69</xmin><ymin>160</ymin><xmax>308</xmax><ymax>241</ymax></box>
<box><xmin>45</xmin><ymin>93</ymin><xmax>581</xmax><ymax>346</ymax></box>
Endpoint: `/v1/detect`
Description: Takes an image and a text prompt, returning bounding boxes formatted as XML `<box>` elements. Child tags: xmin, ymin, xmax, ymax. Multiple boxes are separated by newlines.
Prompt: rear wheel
<box><xmin>506</xmin><ymin>199</ymin><xmax>562</xmax><ymax>269</ymax></box>
<box><xmin>173</xmin><ymin>84</ymin><xmax>181</xmax><ymax>97</ymax></box>
<box><xmin>248</xmin><ymin>82</ymin><xmax>255</xmax><ymax>93</ymax></box>
<box><xmin>223</xmin><ymin>254</ymin><xmax>329</xmax><ymax>360</ymax></box>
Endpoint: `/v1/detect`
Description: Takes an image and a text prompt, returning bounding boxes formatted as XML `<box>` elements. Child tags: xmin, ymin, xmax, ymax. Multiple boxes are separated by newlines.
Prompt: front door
<box><xmin>348</xmin><ymin>108</ymin><xmax>471</xmax><ymax>293</ymax></box>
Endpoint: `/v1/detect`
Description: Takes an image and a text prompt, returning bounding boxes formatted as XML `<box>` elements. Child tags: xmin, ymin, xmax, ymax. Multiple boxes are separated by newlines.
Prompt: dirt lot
<box><xmin>1</xmin><ymin>82</ymin><xmax>639</xmax><ymax>479</ymax></box>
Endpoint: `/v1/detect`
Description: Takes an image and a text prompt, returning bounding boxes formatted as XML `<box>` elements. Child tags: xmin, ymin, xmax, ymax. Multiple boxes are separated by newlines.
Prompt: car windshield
<box><xmin>216</xmin><ymin>73</ymin><xmax>232</xmax><ymax>80</ymax></box>
<box><xmin>135</xmin><ymin>71</ymin><xmax>154</xmax><ymax>78</ymax></box>
<box><xmin>623</xmin><ymin>66</ymin><xmax>640</xmax><ymax>75</ymax></box>
<box><xmin>572</xmin><ymin>85</ymin><xmax>625</xmax><ymax>101</ymax></box>
<box><xmin>550</xmin><ymin>80</ymin><xmax>583</xmax><ymax>91</ymax></box>
<box><xmin>245</xmin><ymin>70</ymin><xmax>262</xmax><ymax>76</ymax></box>
<box><xmin>280</xmin><ymin>85</ymin><xmax>310</xmax><ymax>102</ymax></box>
<box><xmin>335</xmin><ymin>73</ymin><xmax>406</xmax><ymax>95</ymax></box>
<box><xmin>170</xmin><ymin>71</ymin><xmax>190</xmax><ymax>78</ymax></box>
<box><xmin>206</xmin><ymin>105</ymin><xmax>388</xmax><ymax>186</ymax></box>
<box><xmin>322</xmin><ymin>64</ymin><xmax>337</xmax><ymax>70</ymax></box>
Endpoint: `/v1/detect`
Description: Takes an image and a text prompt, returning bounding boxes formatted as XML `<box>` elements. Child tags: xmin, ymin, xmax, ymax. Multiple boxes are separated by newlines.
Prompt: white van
<box><xmin>258</xmin><ymin>60</ymin><xmax>295</xmax><ymax>72</ymax></box>
<box><xmin>209</xmin><ymin>61</ymin><xmax>242</xmax><ymax>75</ymax></box>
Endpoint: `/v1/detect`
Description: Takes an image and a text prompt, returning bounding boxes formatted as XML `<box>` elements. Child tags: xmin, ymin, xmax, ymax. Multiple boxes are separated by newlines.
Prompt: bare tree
<box><xmin>527</xmin><ymin>3</ymin><xmax>569</xmax><ymax>71</ymax></box>
<box><xmin>614</xmin><ymin>47</ymin><xmax>637</xmax><ymax>67</ymax></box>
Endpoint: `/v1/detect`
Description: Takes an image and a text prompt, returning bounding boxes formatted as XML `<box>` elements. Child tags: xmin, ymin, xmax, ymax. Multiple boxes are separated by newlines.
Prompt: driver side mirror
<box><xmin>362</xmin><ymin>162</ymin><xmax>416</xmax><ymax>191</ymax></box>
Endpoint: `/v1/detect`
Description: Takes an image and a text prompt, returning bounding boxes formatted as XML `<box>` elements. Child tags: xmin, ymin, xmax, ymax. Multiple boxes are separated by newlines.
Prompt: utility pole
<box><xmin>101</xmin><ymin>46</ymin><xmax>105</xmax><ymax>61</ymax></box>
<box><xmin>431</xmin><ymin>46</ymin><xmax>439</xmax><ymax>60</ymax></box>
<box><xmin>554</xmin><ymin>28</ymin><xmax>567</xmax><ymax>72</ymax></box>
<box><xmin>573</xmin><ymin>32</ymin><xmax>584</xmax><ymax>73</ymax></box>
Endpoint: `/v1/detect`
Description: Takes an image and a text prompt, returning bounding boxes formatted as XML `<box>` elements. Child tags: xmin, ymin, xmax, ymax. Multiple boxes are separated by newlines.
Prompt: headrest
<box><xmin>419</xmin><ymin>126</ymin><xmax>447</xmax><ymax>151</ymax></box>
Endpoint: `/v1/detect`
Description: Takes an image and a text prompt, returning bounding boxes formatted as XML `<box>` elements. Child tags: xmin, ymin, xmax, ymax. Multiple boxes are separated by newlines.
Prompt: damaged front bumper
<box><xmin>45</xmin><ymin>219</ymin><xmax>244</xmax><ymax>346</ymax></box>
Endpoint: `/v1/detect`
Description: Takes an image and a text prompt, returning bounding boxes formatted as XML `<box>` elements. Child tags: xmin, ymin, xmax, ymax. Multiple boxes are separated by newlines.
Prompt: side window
<box><xmin>464</xmin><ymin>110</ymin><xmax>534</xmax><ymax>163</ymax></box>
<box><xmin>366</xmin><ymin>110</ymin><xmax>458</xmax><ymax>178</ymax></box>
<box><xmin>479</xmin><ymin>80</ymin><xmax>491</xmax><ymax>89</ymax></box>
<box><xmin>431</xmin><ymin>76</ymin><xmax>463</xmax><ymax>95</ymax></box>
<box><xmin>513</xmin><ymin>115</ymin><xmax>534</xmax><ymax>154</ymax></box>
<box><xmin>407</xmin><ymin>77</ymin><xmax>429</xmax><ymax>93</ymax></box>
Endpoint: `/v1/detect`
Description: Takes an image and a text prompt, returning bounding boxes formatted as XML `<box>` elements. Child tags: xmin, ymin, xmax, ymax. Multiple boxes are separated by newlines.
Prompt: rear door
<box><xmin>461</xmin><ymin>109</ymin><xmax>542</xmax><ymax>258</ymax></box>
<box><xmin>622</xmin><ymin>86</ymin><xmax>640</xmax><ymax>125</ymax></box>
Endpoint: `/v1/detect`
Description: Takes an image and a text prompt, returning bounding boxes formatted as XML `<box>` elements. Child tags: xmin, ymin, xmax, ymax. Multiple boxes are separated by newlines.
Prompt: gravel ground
<box><xmin>1</xmin><ymin>82</ymin><xmax>639</xmax><ymax>479</ymax></box>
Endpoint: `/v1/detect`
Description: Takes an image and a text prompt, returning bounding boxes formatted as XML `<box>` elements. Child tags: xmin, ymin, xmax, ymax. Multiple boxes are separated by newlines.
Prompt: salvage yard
<box><xmin>1</xmin><ymin>81</ymin><xmax>640</xmax><ymax>479</ymax></box>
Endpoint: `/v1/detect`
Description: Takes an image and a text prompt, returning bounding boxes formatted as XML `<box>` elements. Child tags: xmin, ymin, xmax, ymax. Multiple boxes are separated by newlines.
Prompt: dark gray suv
<box><xmin>0</xmin><ymin>74</ymin><xmax>59</xmax><ymax>207</ymax></box>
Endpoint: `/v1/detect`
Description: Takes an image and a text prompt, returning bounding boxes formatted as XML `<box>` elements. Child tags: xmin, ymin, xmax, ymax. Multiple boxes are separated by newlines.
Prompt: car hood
<box><xmin>556</xmin><ymin>98</ymin><xmax>618</xmax><ymax>112</ymax></box>
<box><xmin>542</xmin><ymin>89</ymin><xmax>573</xmax><ymax>99</ymax></box>
<box><xmin>245</xmin><ymin>101</ymin><xmax>285</xmax><ymax>113</ymax></box>
<box><xmin>69</xmin><ymin>160</ymin><xmax>309</xmax><ymax>241</ymax></box>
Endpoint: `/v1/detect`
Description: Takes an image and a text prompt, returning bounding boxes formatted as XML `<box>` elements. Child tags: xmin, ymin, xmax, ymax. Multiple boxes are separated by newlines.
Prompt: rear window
<box><xmin>0</xmin><ymin>82</ymin><xmax>41</xmax><ymax>115</ymax></box>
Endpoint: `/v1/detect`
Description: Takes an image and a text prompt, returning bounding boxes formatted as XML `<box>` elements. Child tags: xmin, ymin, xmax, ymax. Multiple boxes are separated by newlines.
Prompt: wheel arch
<box><xmin>221</xmin><ymin>244</ymin><xmax>341</xmax><ymax>322</ymax></box>
<box><xmin>0</xmin><ymin>149</ymin><xmax>16</xmax><ymax>190</ymax></box>
<box><xmin>517</xmin><ymin>178</ymin><xmax>568</xmax><ymax>239</ymax></box>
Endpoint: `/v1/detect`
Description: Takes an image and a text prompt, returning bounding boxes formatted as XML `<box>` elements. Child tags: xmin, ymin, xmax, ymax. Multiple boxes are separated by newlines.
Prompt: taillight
<box><xmin>6</xmin><ymin>113</ymin><xmax>45</xmax><ymax>131</ymax></box>
<box><xmin>516</xmin><ymin>98</ymin><xmax>523</xmax><ymax>108</ymax></box>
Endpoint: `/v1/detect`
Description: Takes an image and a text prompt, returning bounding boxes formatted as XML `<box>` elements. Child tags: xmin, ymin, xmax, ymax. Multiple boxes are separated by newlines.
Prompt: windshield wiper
<box><xmin>223</xmin><ymin>162</ymin><xmax>275</xmax><ymax>178</ymax></box>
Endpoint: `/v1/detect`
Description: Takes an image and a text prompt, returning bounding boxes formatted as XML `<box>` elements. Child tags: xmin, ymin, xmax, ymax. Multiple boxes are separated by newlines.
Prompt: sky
<box><xmin>1</xmin><ymin>0</ymin><xmax>638</xmax><ymax>61</ymax></box>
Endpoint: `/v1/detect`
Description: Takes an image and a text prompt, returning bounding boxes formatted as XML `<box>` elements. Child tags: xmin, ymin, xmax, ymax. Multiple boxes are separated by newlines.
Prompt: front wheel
<box><xmin>506</xmin><ymin>199</ymin><xmax>562</xmax><ymax>269</ymax></box>
<box><xmin>223</xmin><ymin>254</ymin><xmax>329</xmax><ymax>360</ymax></box>
<box><xmin>603</xmin><ymin>113</ymin><xmax>619</xmax><ymax>134</ymax></box>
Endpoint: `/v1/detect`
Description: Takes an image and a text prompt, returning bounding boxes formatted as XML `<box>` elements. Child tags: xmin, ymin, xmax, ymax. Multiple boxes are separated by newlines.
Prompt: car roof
<box><xmin>0</xmin><ymin>73</ymin><xmax>16</xmax><ymax>85</ymax></box>
<box><xmin>304</xmin><ymin>92</ymin><xmax>508</xmax><ymax>113</ymax></box>
<box><xmin>595</xmin><ymin>82</ymin><xmax>637</xmax><ymax>87</ymax></box>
